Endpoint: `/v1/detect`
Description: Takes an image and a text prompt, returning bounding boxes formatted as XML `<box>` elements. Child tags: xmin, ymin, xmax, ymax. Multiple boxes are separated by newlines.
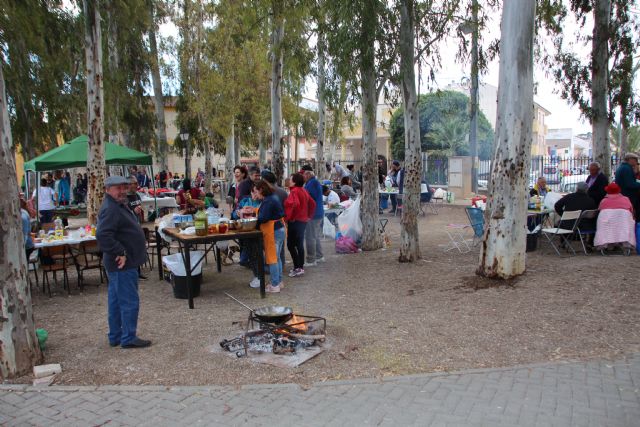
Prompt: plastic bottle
<box><xmin>90</xmin><ymin>224</ymin><xmax>96</xmax><ymax>236</ymax></box>
<box><xmin>535</xmin><ymin>195</ymin><xmax>541</xmax><ymax>210</ymax></box>
<box><xmin>54</xmin><ymin>217</ymin><xmax>64</xmax><ymax>240</ymax></box>
<box><xmin>194</xmin><ymin>209</ymin><xmax>208</xmax><ymax>236</ymax></box>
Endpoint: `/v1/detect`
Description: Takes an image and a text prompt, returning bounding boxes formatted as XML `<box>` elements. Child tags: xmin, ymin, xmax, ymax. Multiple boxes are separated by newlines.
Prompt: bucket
<box><xmin>171</xmin><ymin>273</ymin><xmax>202</xmax><ymax>299</ymax></box>
<box><xmin>526</xmin><ymin>233</ymin><xmax>538</xmax><ymax>252</ymax></box>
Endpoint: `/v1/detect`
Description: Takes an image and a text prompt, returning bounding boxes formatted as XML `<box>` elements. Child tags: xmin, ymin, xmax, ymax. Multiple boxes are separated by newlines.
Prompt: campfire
<box><xmin>220</xmin><ymin>313</ymin><xmax>326</xmax><ymax>358</ymax></box>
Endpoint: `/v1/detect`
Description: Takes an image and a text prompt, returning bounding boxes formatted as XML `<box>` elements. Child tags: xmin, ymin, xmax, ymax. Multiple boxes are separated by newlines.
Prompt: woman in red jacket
<box><xmin>284</xmin><ymin>173</ymin><xmax>316</xmax><ymax>277</ymax></box>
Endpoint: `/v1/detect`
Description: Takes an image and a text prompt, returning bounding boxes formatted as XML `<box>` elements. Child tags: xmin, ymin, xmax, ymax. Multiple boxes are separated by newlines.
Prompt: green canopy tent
<box><xmin>24</xmin><ymin>135</ymin><xmax>152</xmax><ymax>171</ymax></box>
<box><xmin>25</xmin><ymin>135</ymin><xmax>157</xmax><ymax>221</ymax></box>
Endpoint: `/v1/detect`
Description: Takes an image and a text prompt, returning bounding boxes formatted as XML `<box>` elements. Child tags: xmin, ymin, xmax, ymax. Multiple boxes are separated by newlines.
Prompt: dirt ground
<box><xmin>19</xmin><ymin>205</ymin><xmax>640</xmax><ymax>386</ymax></box>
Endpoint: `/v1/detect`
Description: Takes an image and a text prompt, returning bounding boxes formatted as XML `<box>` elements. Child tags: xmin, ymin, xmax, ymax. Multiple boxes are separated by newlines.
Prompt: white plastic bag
<box><xmin>162</xmin><ymin>251</ymin><xmax>205</xmax><ymax>276</ymax></box>
<box><xmin>337</xmin><ymin>196</ymin><xmax>362</xmax><ymax>241</ymax></box>
<box><xmin>323</xmin><ymin>217</ymin><xmax>336</xmax><ymax>239</ymax></box>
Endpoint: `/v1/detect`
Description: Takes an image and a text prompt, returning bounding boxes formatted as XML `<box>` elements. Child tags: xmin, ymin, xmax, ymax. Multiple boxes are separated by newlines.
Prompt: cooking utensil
<box><xmin>224</xmin><ymin>292</ymin><xmax>293</xmax><ymax>324</ymax></box>
<box><xmin>237</xmin><ymin>218</ymin><xmax>258</xmax><ymax>231</ymax></box>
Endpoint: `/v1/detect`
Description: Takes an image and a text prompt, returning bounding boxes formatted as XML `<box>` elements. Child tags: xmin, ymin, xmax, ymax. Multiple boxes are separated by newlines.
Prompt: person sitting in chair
<box><xmin>530</xmin><ymin>177</ymin><xmax>550</xmax><ymax>198</ymax></box>
<box><xmin>554</xmin><ymin>182</ymin><xmax>596</xmax><ymax>230</ymax></box>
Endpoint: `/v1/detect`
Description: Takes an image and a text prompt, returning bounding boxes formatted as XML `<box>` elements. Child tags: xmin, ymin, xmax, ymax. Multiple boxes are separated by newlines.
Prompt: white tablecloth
<box><xmin>34</xmin><ymin>236</ymin><xmax>96</xmax><ymax>248</ymax></box>
<box><xmin>140</xmin><ymin>196</ymin><xmax>179</xmax><ymax>210</ymax></box>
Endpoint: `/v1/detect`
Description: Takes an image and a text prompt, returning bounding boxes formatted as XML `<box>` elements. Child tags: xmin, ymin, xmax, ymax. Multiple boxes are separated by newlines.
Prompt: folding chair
<box><xmin>576</xmin><ymin>209</ymin><xmax>599</xmax><ymax>255</ymax></box>
<box><xmin>465</xmin><ymin>207</ymin><xmax>485</xmax><ymax>247</ymax></box>
<box><xmin>540</xmin><ymin>210</ymin><xmax>582</xmax><ymax>256</ymax></box>
<box><xmin>40</xmin><ymin>245</ymin><xmax>73</xmax><ymax>296</ymax></box>
<box><xmin>444</xmin><ymin>224</ymin><xmax>472</xmax><ymax>253</ymax></box>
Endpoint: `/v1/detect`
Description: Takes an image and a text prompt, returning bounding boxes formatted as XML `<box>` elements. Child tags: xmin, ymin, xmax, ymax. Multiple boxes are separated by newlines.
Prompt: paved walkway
<box><xmin>1</xmin><ymin>354</ymin><xmax>639</xmax><ymax>426</ymax></box>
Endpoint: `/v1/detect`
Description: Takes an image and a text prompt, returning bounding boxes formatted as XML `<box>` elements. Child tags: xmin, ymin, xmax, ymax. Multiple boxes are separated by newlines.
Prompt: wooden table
<box><xmin>161</xmin><ymin>228</ymin><xmax>266</xmax><ymax>308</ymax></box>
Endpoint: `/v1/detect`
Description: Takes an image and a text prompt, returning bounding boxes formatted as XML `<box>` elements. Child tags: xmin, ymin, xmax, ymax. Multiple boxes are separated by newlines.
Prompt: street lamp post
<box><xmin>461</xmin><ymin>0</ymin><xmax>479</xmax><ymax>194</ymax></box>
<box><xmin>180</xmin><ymin>130</ymin><xmax>190</xmax><ymax>180</ymax></box>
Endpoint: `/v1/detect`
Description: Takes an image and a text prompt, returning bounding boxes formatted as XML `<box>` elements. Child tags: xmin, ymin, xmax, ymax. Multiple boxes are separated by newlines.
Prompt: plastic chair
<box><xmin>541</xmin><ymin>210</ymin><xmax>582</xmax><ymax>256</ymax></box>
<box><xmin>465</xmin><ymin>207</ymin><xmax>485</xmax><ymax>246</ymax></box>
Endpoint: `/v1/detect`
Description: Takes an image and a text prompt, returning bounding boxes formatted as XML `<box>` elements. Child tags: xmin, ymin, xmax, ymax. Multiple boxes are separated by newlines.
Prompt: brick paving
<box><xmin>1</xmin><ymin>354</ymin><xmax>639</xmax><ymax>426</ymax></box>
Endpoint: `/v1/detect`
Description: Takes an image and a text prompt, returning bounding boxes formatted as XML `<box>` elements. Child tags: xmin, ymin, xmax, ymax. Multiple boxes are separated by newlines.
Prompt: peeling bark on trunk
<box><xmin>360</xmin><ymin>66</ymin><xmax>382</xmax><ymax>251</ymax></box>
<box><xmin>477</xmin><ymin>0</ymin><xmax>535</xmax><ymax>279</ymax></box>
<box><xmin>148</xmin><ymin>13</ymin><xmax>168</xmax><ymax>172</ymax></box>
<box><xmin>106</xmin><ymin>7</ymin><xmax>123</xmax><ymax>146</ymax></box>
<box><xmin>225</xmin><ymin>120</ymin><xmax>235</xmax><ymax>187</ymax></box>
<box><xmin>270</xmin><ymin>11</ymin><xmax>285</xmax><ymax>185</ymax></box>
<box><xmin>398</xmin><ymin>0</ymin><xmax>421</xmax><ymax>262</ymax></box>
<box><xmin>84</xmin><ymin>0</ymin><xmax>106</xmax><ymax>226</ymax></box>
<box><xmin>0</xmin><ymin>61</ymin><xmax>43</xmax><ymax>379</ymax></box>
<box><xmin>316</xmin><ymin>32</ymin><xmax>327</xmax><ymax>179</ymax></box>
<box><xmin>592</xmin><ymin>0</ymin><xmax>611</xmax><ymax>177</ymax></box>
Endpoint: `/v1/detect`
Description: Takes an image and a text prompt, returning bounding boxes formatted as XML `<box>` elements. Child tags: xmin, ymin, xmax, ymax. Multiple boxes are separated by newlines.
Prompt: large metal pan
<box><xmin>224</xmin><ymin>292</ymin><xmax>293</xmax><ymax>324</ymax></box>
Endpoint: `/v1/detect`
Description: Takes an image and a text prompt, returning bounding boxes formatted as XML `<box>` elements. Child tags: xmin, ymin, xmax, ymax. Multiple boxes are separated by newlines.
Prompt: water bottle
<box><xmin>54</xmin><ymin>217</ymin><xmax>64</xmax><ymax>240</ymax></box>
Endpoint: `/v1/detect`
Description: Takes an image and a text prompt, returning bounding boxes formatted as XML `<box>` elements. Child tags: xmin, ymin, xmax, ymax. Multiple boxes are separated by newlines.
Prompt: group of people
<box><xmin>538</xmin><ymin>153</ymin><xmax>640</xmax><ymax>248</ymax></box>
<box><xmin>30</xmin><ymin>170</ymin><xmax>87</xmax><ymax>224</ymax></box>
<box><xmin>226</xmin><ymin>164</ymin><xmax>329</xmax><ymax>293</ymax></box>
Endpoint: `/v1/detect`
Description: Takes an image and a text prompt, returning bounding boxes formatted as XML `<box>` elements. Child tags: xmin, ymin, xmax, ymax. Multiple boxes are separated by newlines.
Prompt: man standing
<box><xmin>303</xmin><ymin>169</ymin><xmax>324</xmax><ymax>266</ymax></box>
<box><xmin>585</xmin><ymin>162</ymin><xmax>608</xmax><ymax>206</ymax></box>
<box><xmin>614</xmin><ymin>153</ymin><xmax>640</xmax><ymax>220</ymax></box>
<box><xmin>126</xmin><ymin>175</ymin><xmax>148</xmax><ymax>281</ymax></box>
<box><xmin>137</xmin><ymin>169</ymin><xmax>151</xmax><ymax>188</ymax></box>
<box><xmin>96</xmin><ymin>176</ymin><xmax>151</xmax><ymax>348</ymax></box>
<box><xmin>387</xmin><ymin>160</ymin><xmax>403</xmax><ymax>214</ymax></box>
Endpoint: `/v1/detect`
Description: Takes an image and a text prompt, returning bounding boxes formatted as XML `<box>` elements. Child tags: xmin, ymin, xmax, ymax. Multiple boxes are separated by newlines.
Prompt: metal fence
<box><xmin>478</xmin><ymin>155</ymin><xmax>622</xmax><ymax>192</ymax></box>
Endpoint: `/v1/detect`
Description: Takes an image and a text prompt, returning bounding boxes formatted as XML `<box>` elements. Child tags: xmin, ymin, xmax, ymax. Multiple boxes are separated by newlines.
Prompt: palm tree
<box><xmin>426</xmin><ymin>115</ymin><xmax>469</xmax><ymax>156</ymax></box>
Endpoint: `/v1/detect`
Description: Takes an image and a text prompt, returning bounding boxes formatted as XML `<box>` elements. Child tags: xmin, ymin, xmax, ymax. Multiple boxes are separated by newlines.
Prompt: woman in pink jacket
<box><xmin>599</xmin><ymin>183</ymin><xmax>634</xmax><ymax>213</ymax></box>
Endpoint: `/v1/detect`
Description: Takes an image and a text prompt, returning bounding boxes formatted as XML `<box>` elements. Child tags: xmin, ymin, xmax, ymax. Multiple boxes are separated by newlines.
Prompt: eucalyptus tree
<box><xmin>0</xmin><ymin>60</ymin><xmax>42</xmax><ymax>379</ymax></box>
<box><xmin>541</xmin><ymin>0</ymin><xmax>640</xmax><ymax>176</ymax></box>
<box><xmin>82</xmin><ymin>0</ymin><xmax>107</xmax><ymax>225</ymax></box>
<box><xmin>147</xmin><ymin>0</ymin><xmax>169</xmax><ymax>172</ymax></box>
<box><xmin>0</xmin><ymin>0</ymin><xmax>85</xmax><ymax>159</ymax></box>
<box><xmin>477</xmin><ymin>0</ymin><xmax>536</xmax><ymax>279</ymax></box>
<box><xmin>324</xmin><ymin>0</ymin><xmax>397</xmax><ymax>251</ymax></box>
<box><xmin>395</xmin><ymin>0</ymin><xmax>458</xmax><ymax>262</ymax></box>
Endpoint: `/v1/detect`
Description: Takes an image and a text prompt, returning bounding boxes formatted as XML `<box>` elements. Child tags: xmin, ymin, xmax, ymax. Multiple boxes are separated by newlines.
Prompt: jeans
<box><xmin>268</xmin><ymin>227</ymin><xmax>285</xmax><ymax>285</ymax></box>
<box><xmin>107</xmin><ymin>268</ymin><xmax>140</xmax><ymax>346</ymax></box>
<box><xmin>305</xmin><ymin>218</ymin><xmax>323</xmax><ymax>262</ymax></box>
<box><xmin>287</xmin><ymin>221</ymin><xmax>307</xmax><ymax>269</ymax></box>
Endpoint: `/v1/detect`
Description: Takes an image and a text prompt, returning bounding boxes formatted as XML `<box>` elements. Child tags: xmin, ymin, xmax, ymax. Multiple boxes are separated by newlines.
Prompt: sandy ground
<box><xmin>18</xmin><ymin>205</ymin><xmax>640</xmax><ymax>386</ymax></box>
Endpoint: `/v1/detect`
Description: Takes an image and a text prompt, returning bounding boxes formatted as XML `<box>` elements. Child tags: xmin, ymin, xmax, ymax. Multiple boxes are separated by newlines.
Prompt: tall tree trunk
<box><xmin>620</xmin><ymin>122</ymin><xmax>628</xmax><ymax>154</ymax></box>
<box><xmin>270</xmin><ymin>9</ymin><xmax>285</xmax><ymax>184</ymax></box>
<box><xmin>84</xmin><ymin>0</ymin><xmax>106</xmax><ymax>225</ymax></box>
<box><xmin>316</xmin><ymin>31</ymin><xmax>327</xmax><ymax>179</ymax></box>
<box><xmin>398</xmin><ymin>0</ymin><xmax>421</xmax><ymax>262</ymax></box>
<box><xmin>0</xmin><ymin>60</ymin><xmax>42</xmax><ymax>380</ymax></box>
<box><xmin>258</xmin><ymin>130</ymin><xmax>267</xmax><ymax>166</ymax></box>
<box><xmin>234</xmin><ymin>131</ymin><xmax>241</xmax><ymax>166</ymax></box>
<box><xmin>106</xmin><ymin>6</ymin><xmax>123</xmax><ymax>146</ymax></box>
<box><xmin>592</xmin><ymin>0</ymin><xmax>611</xmax><ymax>176</ymax></box>
<box><xmin>148</xmin><ymin>9</ymin><xmax>168</xmax><ymax>172</ymax></box>
<box><xmin>360</xmin><ymin>65</ymin><xmax>382</xmax><ymax>250</ymax></box>
<box><xmin>224</xmin><ymin>119</ymin><xmax>235</xmax><ymax>186</ymax></box>
<box><xmin>477</xmin><ymin>0</ymin><xmax>535</xmax><ymax>279</ymax></box>
<box><xmin>204</xmin><ymin>133</ymin><xmax>213</xmax><ymax>194</ymax></box>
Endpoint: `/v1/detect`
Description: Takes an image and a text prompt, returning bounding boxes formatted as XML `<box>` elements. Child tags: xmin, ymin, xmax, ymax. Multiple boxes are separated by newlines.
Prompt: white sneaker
<box><xmin>266</xmin><ymin>284</ymin><xmax>281</xmax><ymax>293</ymax></box>
<box><xmin>304</xmin><ymin>261</ymin><xmax>317</xmax><ymax>267</ymax></box>
<box><xmin>289</xmin><ymin>268</ymin><xmax>305</xmax><ymax>277</ymax></box>
<box><xmin>316</xmin><ymin>257</ymin><xmax>326</xmax><ymax>263</ymax></box>
<box><xmin>249</xmin><ymin>277</ymin><xmax>260</xmax><ymax>288</ymax></box>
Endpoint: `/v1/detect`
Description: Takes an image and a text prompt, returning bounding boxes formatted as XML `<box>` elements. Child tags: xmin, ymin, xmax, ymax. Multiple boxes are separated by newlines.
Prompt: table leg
<box><xmin>216</xmin><ymin>245</ymin><xmax>222</xmax><ymax>273</ymax></box>
<box><xmin>155</xmin><ymin>227</ymin><xmax>163</xmax><ymax>280</ymax></box>
<box><xmin>256</xmin><ymin>235</ymin><xmax>266</xmax><ymax>298</ymax></box>
<box><xmin>183</xmin><ymin>242</ymin><xmax>194</xmax><ymax>309</ymax></box>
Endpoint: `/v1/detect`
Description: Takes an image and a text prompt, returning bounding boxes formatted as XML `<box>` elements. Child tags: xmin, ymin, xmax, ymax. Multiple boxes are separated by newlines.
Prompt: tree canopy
<box><xmin>389</xmin><ymin>90</ymin><xmax>495</xmax><ymax>161</ymax></box>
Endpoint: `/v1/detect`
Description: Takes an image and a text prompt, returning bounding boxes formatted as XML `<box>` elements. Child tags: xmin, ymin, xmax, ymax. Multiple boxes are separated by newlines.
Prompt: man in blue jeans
<box><xmin>302</xmin><ymin>168</ymin><xmax>325</xmax><ymax>265</ymax></box>
<box><xmin>96</xmin><ymin>176</ymin><xmax>151</xmax><ymax>349</ymax></box>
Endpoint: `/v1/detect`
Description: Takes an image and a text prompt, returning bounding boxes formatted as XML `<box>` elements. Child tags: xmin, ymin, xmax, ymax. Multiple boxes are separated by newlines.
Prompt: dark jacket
<box><xmin>614</xmin><ymin>162</ymin><xmax>640</xmax><ymax>198</ymax></box>
<box><xmin>554</xmin><ymin>192</ymin><xmax>597</xmax><ymax>230</ymax></box>
<box><xmin>257</xmin><ymin>194</ymin><xmax>285</xmax><ymax>230</ymax></box>
<box><xmin>585</xmin><ymin>172</ymin><xmax>608</xmax><ymax>206</ymax></box>
<box><xmin>237</xmin><ymin>179</ymin><xmax>253</xmax><ymax>202</ymax></box>
<box><xmin>96</xmin><ymin>194</ymin><xmax>147</xmax><ymax>272</ymax></box>
<box><xmin>304</xmin><ymin>177</ymin><xmax>324</xmax><ymax>220</ymax></box>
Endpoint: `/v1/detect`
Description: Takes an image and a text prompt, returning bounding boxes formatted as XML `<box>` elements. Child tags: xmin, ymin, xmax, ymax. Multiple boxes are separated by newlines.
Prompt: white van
<box><xmin>559</xmin><ymin>174</ymin><xmax>589</xmax><ymax>193</ymax></box>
